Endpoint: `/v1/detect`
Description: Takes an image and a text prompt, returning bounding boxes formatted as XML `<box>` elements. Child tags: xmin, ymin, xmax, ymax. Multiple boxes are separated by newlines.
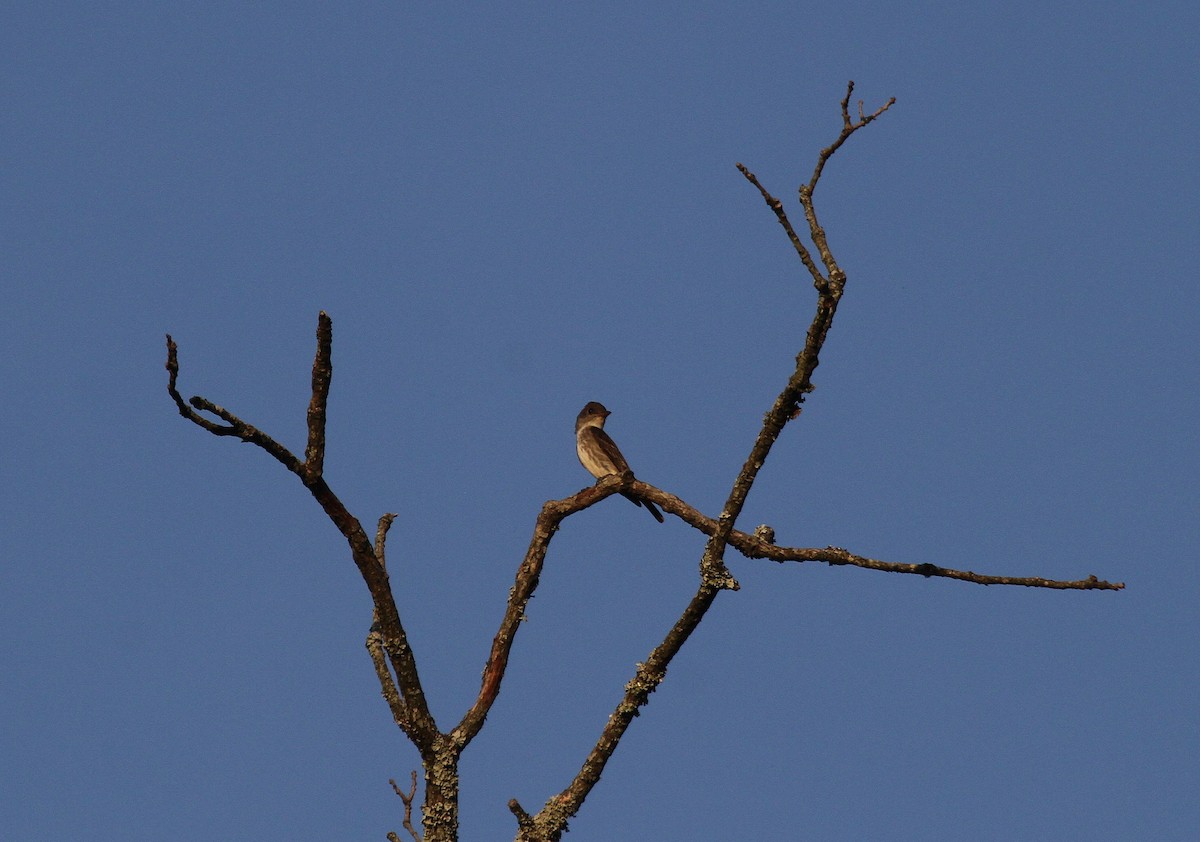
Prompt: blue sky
<box><xmin>3</xmin><ymin>2</ymin><xmax>1197</xmax><ymax>840</ymax></box>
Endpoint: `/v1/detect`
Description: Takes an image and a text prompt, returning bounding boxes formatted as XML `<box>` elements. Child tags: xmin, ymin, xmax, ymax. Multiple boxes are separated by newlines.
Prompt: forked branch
<box><xmin>166</xmin><ymin>315</ymin><xmax>447</xmax><ymax>836</ymax></box>
<box><xmin>389</xmin><ymin>771</ymin><xmax>422</xmax><ymax>842</ymax></box>
<box><xmin>510</xmin><ymin>81</ymin><xmax>899</xmax><ymax>842</ymax></box>
<box><xmin>166</xmin><ymin>83</ymin><xmax>1118</xmax><ymax>842</ymax></box>
<box><xmin>631</xmin><ymin>480</ymin><xmax>1121</xmax><ymax>589</ymax></box>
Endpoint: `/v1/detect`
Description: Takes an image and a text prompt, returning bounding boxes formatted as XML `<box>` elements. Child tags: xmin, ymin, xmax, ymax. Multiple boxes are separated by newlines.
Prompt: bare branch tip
<box><xmin>389</xmin><ymin>771</ymin><xmax>421</xmax><ymax>842</ymax></box>
<box><xmin>375</xmin><ymin>513</ymin><xmax>398</xmax><ymax>566</ymax></box>
<box><xmin>508</xmin><ymin>798</ymin><xmax>534</xmax><ymax>826</ymax></box>
<box><xmin>165</xmin><ymin>334</ymin><xmax>179</xmax><ymax>374</ymax></box>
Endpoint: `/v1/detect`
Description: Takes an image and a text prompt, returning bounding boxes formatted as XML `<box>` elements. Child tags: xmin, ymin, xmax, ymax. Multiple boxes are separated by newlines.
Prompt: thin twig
<box><xmin>390</xmin><ymin>772</ymin><xmax>422</xmax><ymax>842</ymax></box>
<box><xmin>802</xmin><ymin>82</ymin><xmax>895</xmax><ymax>287</ymax></box>
<box><xmin>736</xmin><ymin>163</ymin><xmax>826</xmax><ymax>290</ymax></box>
<box><xmin>808</xmin><ymin>80</ymin><xmax>896</xmax><ymax>195</ymax></box>
<box><xmin>166</xmin><ymin>337</ymin><xmax>305</xmax><ymax>473</ymax></box>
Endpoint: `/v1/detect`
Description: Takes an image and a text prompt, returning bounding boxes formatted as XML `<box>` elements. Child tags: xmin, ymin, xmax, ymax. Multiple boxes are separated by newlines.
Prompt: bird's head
<box><xmin>576</xmin><ymin>401</ymin><xmax>611</xmax><ymax>429</ymax></box>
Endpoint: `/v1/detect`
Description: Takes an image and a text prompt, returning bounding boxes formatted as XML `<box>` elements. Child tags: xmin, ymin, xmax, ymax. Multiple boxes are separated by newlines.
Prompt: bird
<box><xmin>575</xmin><ymin>401</ymin><xmax>664</xmax><ymax>523</ymax></box>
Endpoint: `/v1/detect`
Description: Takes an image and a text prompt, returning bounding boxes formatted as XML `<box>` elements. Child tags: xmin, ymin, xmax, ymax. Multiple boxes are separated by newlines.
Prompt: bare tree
<box><xmin>164</xmin><ymin>82</ymin><xmax>1122</xmax><ymax>842</ymax></box>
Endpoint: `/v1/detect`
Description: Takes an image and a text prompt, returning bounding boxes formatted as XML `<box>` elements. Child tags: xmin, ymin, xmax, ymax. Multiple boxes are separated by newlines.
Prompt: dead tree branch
<box><xmin>630</xmin><ymin>479</ymin><xmax>1121</xmax><ymax>590</ymax></box>
<box><xmin>389</xmin><ymin>771</ymin><xmax>422</xmax><ymax>842</ymax></box>
<box><xmin>166</xmin><ymin>314</ymin><xmax>456</xmax><ymax>838</ymax></box>
<box><xmin>510</xmin><ymin>81</ymin><xmax>902</xmax><ymax>842</ymax></box>
<box><xmin>165</xmin><ymin>82</ymin><xmax>1118</xmax><ymax>842</ymax></box>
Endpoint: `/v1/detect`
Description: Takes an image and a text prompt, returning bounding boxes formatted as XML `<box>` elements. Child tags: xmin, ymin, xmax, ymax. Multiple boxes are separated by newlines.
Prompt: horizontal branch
<box><xmin>628</xmin><ymin>480</ymin><xmax>1123</xmax><ymax>590</ymax></box>
<box><xmin>510</xmin><ymin>470</ymin><xmax>1120</xmax><ymax>842</ymax></box>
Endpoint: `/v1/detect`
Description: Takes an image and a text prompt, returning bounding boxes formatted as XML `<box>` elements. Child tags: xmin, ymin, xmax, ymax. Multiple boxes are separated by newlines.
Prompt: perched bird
<box><xmin>575</xmin><ymin>401</ymin><xmax>664</xmax><ymax>523</ymax></box>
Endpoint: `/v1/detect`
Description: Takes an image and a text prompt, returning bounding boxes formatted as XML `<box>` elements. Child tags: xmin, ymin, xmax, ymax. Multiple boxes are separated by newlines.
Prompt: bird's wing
<box><xmin>592</xmin><ymin>428</ymin><xmax>632</xmax><ymax>473</ymax></box>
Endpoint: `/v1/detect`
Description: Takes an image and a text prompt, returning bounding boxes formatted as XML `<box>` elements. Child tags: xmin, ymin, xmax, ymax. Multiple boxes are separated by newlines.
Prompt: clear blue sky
<box><xmin>3</xmin><ymin>3</ymin><xmax>1196</xmax><ymax>840</ymax></box>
